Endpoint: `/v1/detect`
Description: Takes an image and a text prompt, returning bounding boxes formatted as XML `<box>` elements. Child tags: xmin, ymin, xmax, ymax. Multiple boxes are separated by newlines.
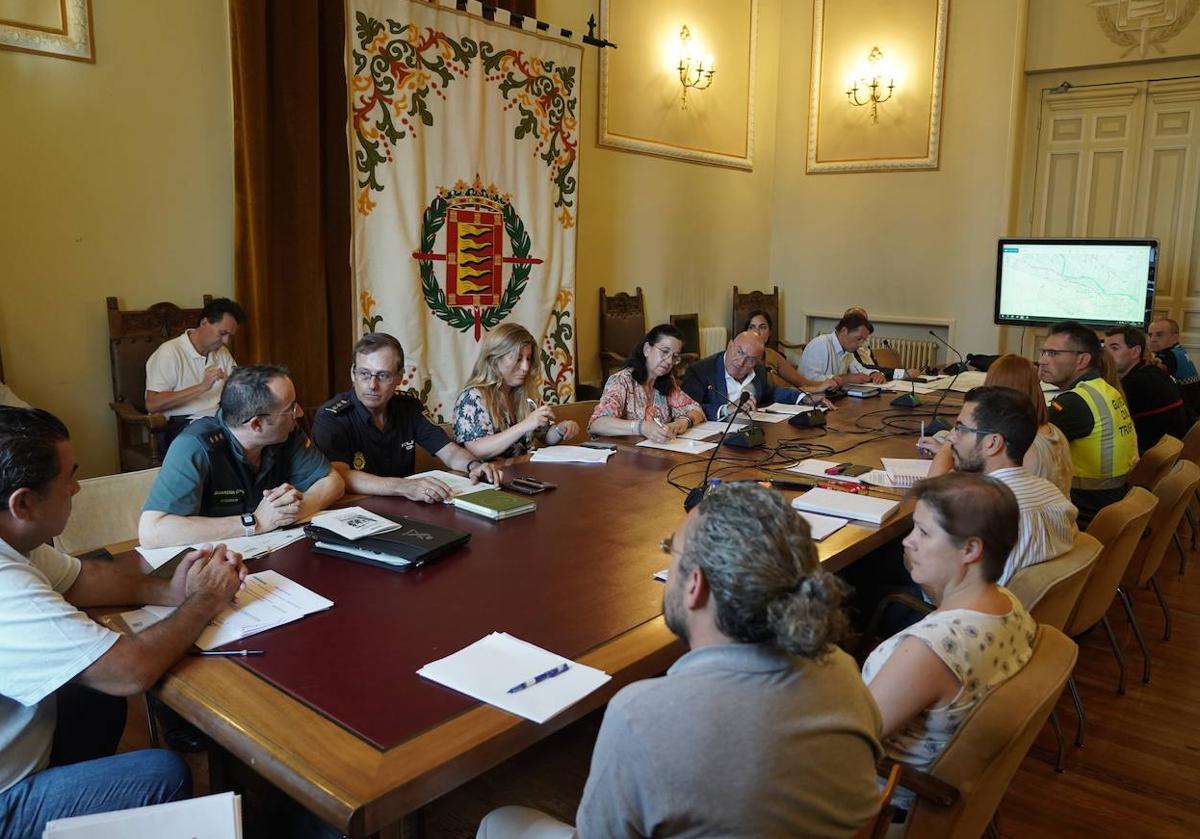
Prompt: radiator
<box><xmin>700</xmin><ymin>327</ymin><xmax>727</xmax><ymax>357</ymax></box>
<box><xmin>869</xmin><ymin>336</ymin><xmax>939</xmax><ymax>370</ymax></box>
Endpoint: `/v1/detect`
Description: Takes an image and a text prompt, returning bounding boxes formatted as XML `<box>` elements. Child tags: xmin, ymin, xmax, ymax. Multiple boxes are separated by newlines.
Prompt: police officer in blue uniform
<box><xmin>312</xmin><ymin>333</ymin><xmax>501</xmax><ymax>502</ymax></box>
<box><xmin>138</xmin><ymin>365</ymin><xmax>345</xmax><ymax>548</ymax></box>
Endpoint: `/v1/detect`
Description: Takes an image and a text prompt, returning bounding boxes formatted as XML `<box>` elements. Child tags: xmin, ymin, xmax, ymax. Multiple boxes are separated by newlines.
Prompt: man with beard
<box><xmin>927</xmin><ymin>386</ymin><xmax>1078</xmax><ymax>583</ymax></box>
<box><xmin>477</xmin><ymin>483</ymin><xmax>883</xmax><ymax>839</ymax></box>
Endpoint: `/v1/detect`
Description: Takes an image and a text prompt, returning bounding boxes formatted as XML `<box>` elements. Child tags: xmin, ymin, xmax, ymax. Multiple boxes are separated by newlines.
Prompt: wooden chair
<box><xmin>893</xmin><ymin>626</ymin><xmax>1078</xmax><ymax>838</ymax></box>
<box><xmin>731</xmin><ymin>286</ymin><xmax>802</xmax><ymax>353</ymax></box>
<box><xmin>1175</xmin><ymin>419</ymin><xmax>1200</xmax><ymax>555</ymax></box>
<box><xmin>53</xmin><ymin>468</ymin><xmax>161</xmax><ymax>556</ymax></box>
<box><xmin>872</xmin><ymin>345</ymin><xmax>905</xmax><ymax>370</ymax></box>
<box><xmin>855</xmin><ymin>762</ymin><xmax>903</xmax><ymax>839</ymax></box>
<box><xmin>598</xmin><ymin>287</ymin><xmax>645</xmax><ymax>384</ymax></box>
<box><xmin>1006</xmin><ymin>532</ymin><xmax>1102</xmax><ymax>771</ymax></box>
<box><xmin>1060</xmin><ymin>488</ymin><xmax>1156</xmax><ymax>749</ymax></box>
<box><xmin>107</xmin><ymin>295</ymin><xmax>212</xmax><ymax>473</ymax></box>
<box><xmin>1116</xmin><ymin>462</ymin><xmax>1200</xmax><ymax>681</ymax></box>
<box><xmin>1128</xmin><ymin>434</ymin><xmax>1182</xmax><ymax>490</ymax></box>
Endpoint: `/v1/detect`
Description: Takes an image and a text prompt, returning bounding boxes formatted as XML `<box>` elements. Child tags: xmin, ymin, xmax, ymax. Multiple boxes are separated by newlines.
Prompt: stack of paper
<box><xmin>118</xmin><ymin>570</ymin><xmax>333</xmax><ymax>650</ymax></box>
<box><xmin>747</xmin><ymin>410</ymin><xmax>790</xmax><ymax>423</ymax></box>
<box><xmin>310</xmin><ymin>507</ymin><xmax>401</xmax><ymax>540</ymax></box>
<box><xmin>138</xmin><ymin>530</ymin><xmax>306</xmax><ymax>571</ymax></box>
<box><xmin>530</xmin><ymin>446</ymin><xmax>615</xmax><ymax>464</ymax></box>
<box><xmin>417</xmin><ymin>632</ymin><xmax>611</xmax><ymax>723</ymax></box>
<box><xmin>796</xmin><ymin>511</ymin><xmax>849</xmax><ymax>541</ymax></box>
<box><xmin>44</xmin><ymin>792</ymin><xmax>241</xmax><ymax>838</ymax></box>
<box><xmin>879</xmin><ymin>380</ymin><xmax>934</xmax><ymax>394</ymax></box>
<box><xmin>636</xmin><ymin>438</ymin><xmax>718</xmax><ymax>454</ymax></box>
<box><xmin>925</xmin><ymin>371</ymin><xmax>988</xmax><ymax>392</ymax></box>
<box><xmin>791</xmin><ymin>488</ymin><xmax>899</xmax><ymax>524</ymax></box>
<box><xmin>762</xmin><ymin>403</ymin><xmax>814</xmax><ymax>415</ymax></box>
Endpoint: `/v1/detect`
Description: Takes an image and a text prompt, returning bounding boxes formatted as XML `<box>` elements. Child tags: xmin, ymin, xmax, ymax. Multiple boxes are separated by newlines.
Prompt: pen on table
<box><xmin>189</xmin><ymin>649</ymin><xmax>265</xmax><ymax>657</ymax></box>
<box><xmin>507</xmin><ymin>662</ymin><xmax>570</xmax><ymax>694</ymax></box>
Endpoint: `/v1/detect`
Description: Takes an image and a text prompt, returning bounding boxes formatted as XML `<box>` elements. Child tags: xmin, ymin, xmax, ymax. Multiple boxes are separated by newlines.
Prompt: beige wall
<box><xmin>0</xmin><ymin>0</ymin><xmax>234</xmax><ymax>477</ymax></box>
<box><xmin>542</xmin><ymin>0</ymin><xmax>780</xmax><ymax>385</ymax></box>
<box><xmin>1028</xmin><ymin>0</ymin><xmax>1200</xmax><ymax>73</ymax></box>
<box><xmin>769</xmin><ymin>0</ymin><xmax>1029</xmax><ymax>357</ymax></box>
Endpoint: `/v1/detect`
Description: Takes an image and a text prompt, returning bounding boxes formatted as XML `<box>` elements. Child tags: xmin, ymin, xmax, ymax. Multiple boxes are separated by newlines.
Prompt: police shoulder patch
<box><xmin>325</xmin><ymin>398</ymin><xmax>352</xmax><ymax>415</ymax></box>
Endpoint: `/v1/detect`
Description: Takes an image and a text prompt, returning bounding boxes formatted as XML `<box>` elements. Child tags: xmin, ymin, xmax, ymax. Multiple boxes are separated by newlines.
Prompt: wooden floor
<box><xmin>120</xmin><ymin>547</ymin><xmax>1200</xmax><ymax>838</ymax></box>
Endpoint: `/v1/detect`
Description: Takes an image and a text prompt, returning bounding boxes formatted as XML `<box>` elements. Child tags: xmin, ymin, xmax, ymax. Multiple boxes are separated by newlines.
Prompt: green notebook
<box><xmin>452</xmin><ymin>488</ymin><xmax>537</xmax><ymax>520</ymax></box>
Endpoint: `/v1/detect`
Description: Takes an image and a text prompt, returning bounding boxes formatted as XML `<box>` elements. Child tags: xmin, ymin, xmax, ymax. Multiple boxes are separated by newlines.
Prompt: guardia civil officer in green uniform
<box><xmin>312</xmin><ymin>333</ymin><xmax>502</xmax><ymax>503</ymax></box>
<box><xmin>138</xmin><ymin>365</ymin><xmax>345</xmax><ymax>549</ymax></box>
<box><xmin>1038</xmin><ymin>321</ymin><xmax>1138</xmax><ymax>526</ymax></box>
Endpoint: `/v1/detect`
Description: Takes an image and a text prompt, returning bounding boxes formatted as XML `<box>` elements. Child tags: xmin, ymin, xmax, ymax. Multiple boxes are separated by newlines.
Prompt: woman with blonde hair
<box><xmin>984</xmin><ymin>353</ymin><xmax>1073</xmax><ymax>495</ymax></box>
<box><xmin>453</xmin><ymin>323</ymin><xmax>579</xmax><ymax>460</ymax></box>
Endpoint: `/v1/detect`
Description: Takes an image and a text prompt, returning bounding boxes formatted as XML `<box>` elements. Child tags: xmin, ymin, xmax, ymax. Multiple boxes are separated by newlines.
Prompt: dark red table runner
<box><xmin>230</xmin><ymin>452</ymin><xmax>685</xmax><ymax>749</ymax></box>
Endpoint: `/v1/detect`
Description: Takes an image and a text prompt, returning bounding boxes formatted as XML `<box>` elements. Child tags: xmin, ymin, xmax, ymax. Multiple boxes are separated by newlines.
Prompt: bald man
<box><xmin>1147</xmin><ymin>318</ymin><xmax>1200</xmax><ymax>419</ymax></box>
<box><xmin>682</xmin><ymin>331</ymin><xmax>820</xmax><ymax>420</ymax></box>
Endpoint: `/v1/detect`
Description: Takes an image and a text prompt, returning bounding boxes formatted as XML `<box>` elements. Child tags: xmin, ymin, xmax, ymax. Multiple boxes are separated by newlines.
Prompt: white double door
<box><xmin>1030</xmin><ymin>77</ymin><xmax>1200</xmax><ymax>346</ymax></box>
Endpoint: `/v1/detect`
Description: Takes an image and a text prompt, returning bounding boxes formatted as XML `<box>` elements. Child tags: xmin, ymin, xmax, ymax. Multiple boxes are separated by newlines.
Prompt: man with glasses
<box><xmin>312</xmin><ymin>333</ymin><xmax>501</xmax><ymax>503</ymax></box>
<box><xmin>1038</xmin><ymin>320</ymin><xmax>1137</xmax><ymax>525</ymax></box>
<box><xmin>139</xmin><ymin>365</ymin><xmax>344</xmax><ymax>548</ymax></box>
<box><xmin>799</xmin><ymin>312</ymin><xmax>887</xmax><ymax>387</ymax></box>
<box><xmin>683</xmin><ymin>330</ymin><xmax>827</xmax><ymax>420</ymax></box>
<box><xmin>926</xmin><ymin>386</ymin><xmax>1077</xmax><ymax>583</ymax></box>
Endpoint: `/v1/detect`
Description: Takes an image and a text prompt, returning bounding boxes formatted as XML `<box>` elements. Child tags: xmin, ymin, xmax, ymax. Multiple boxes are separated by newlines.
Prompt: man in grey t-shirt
<box><xmin>478</xmin><ymin>483</ymin><xmax>884</xmax><ymax>839</ymax></box>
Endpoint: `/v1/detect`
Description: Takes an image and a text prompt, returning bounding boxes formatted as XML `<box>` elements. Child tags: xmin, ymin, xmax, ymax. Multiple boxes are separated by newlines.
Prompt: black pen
<box><xmin>188</xmin><ymin>649</ymin><xmax>265</xmax><ymax>657</ymax></box>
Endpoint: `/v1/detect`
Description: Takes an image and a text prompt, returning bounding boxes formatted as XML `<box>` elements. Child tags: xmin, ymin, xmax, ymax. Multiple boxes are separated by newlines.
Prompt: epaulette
<box><xmin>202</xmin><ymin>428</ymin><xmax>227</xmax><ymax>448</ymax></box>
<box><xmin>324</xmin><ymin>397</ymin><xmax>353</xmax><ymax>415</ymax></box>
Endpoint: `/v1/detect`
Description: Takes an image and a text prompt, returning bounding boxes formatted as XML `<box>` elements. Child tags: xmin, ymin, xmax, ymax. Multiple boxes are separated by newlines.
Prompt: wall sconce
<box><xmin>846</xmin><ymin>46</ymin><xmax>895</xmax><ymax>124</ymax></box>
<box><xmin>676</xmin><ymin>25</ymin><xmax>715</xmax><ymax>110</ymax></box>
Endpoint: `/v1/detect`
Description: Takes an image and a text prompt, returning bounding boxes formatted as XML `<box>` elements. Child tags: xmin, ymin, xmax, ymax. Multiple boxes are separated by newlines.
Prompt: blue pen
<box><xmin>507</xmin><ymin>662</ymin><xmax>570</xmax><ymax>694</ymax></box>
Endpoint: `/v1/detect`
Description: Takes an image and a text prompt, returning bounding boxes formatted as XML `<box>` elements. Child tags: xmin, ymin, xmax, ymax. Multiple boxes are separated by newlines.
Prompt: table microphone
<box><xmin>891</xmin><ymin>377</ymin><xmax>922</xmax><ymax>408</ymax></box>
<box><xmin>926</xmin><ymin>330</ymin><xmax>965</xmax><ymax>433</ymax></box>
<box><xmin>685</xmin><ymin>392</ymin><xmax>753</xmax><ymax>511</ymax></box>
<box><xmin>706</xmin><ymin>385</ymin><xmax>765</xmax><ymax>449</ymax></box>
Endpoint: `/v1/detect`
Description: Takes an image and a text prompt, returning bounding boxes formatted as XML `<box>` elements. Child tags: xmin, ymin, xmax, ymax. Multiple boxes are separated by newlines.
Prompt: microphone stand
<box><xmin>685</xmin><ymin>392</ymin><xmax>754</xmax><ymax>511</ymax></box>
<box><xmin>926</xmin><ymin>330</ymin><xmax>965</xmax><ymax>434</ymax></box>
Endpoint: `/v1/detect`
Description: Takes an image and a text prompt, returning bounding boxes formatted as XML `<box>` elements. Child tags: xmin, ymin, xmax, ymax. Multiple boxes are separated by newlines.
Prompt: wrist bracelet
<box><xmin>636</xmin><ymin>420</ymin><xmax>643</xmax><ymax>436</ymax></box>
<box><xmin>466</xmin><ymin>459</ymin><xmax>481</xmax><ymax>473</ymax></box>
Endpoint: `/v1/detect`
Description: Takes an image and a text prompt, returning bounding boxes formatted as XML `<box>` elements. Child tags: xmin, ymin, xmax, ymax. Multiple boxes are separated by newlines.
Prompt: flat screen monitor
<box><xmin>993</xmin><ymin>238</ymin><xmax>1157</xmax><ymax>328</ymax></box>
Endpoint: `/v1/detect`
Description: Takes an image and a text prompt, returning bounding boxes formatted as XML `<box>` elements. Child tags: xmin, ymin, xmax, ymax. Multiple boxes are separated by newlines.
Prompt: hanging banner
<box><xmin>348</xmin><ymin>0</ymin><xmax>580</xmax><ymax>421</ymax></box>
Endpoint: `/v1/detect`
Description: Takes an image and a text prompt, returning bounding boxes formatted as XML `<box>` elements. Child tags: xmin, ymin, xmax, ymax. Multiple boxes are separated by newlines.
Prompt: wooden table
<box><xmin>144</xmin><ymin>393</ymin><xmax>958</xmax><ymax>837</ymax></box>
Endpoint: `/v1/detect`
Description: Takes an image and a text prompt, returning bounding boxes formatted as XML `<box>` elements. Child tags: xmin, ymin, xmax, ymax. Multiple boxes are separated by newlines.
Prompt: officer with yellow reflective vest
<box><xmin>1038</xmin><ymin>321</ymin><xmax>1138</xmax><ymax>526</ymax></box>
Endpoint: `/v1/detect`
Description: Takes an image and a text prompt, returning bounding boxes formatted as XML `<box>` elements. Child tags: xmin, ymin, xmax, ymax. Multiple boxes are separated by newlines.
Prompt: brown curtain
<box><xmin>230</xmin><ymin>0</ymin><xmax>352</xmax><ymax>410</ymax></box>
<box><xmin>229</xmin><ymin>0</ymin><xmax>533</xmax><ymax>409</ymax></box>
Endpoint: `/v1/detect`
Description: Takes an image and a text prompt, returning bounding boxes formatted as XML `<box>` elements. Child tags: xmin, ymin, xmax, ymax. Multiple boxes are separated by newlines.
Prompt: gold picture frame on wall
<box><xmin>598</xmin><ymin>0</ymin><xmax>757</xmax><ymax>170</ymax></box>
<box><xmin>0</xmin><ymin>0</ymin><xmax>95</xmax><ymax>62</ymax></box>
<box><xmin>806</xmin><ymin>0</ymin><xmax>948</xmax><ymax>173</ymax></box>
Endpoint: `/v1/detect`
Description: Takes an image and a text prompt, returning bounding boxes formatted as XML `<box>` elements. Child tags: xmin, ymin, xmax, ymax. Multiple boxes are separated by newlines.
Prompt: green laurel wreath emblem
<box><xmin>416</xmin><ymin>186</ymin><xmax>531</xmax><ymax>334</ymax></box>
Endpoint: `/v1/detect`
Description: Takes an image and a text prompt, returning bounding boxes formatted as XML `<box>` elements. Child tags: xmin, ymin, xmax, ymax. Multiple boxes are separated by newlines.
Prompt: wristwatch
<box><xmin>241</xmin><ymin>513</ymin><xmax>256</xmax><ymax>538</ymax></box>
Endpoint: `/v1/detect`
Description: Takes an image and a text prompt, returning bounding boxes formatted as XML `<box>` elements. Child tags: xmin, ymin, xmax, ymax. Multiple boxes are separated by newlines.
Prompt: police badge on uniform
<box><xmin>353</xmin><ymin>451</ymin><xmax>366</xmax><ymax>470</ymax></box>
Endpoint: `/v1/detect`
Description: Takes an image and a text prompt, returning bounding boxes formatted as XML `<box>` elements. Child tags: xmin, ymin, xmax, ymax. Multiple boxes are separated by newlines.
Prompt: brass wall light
<box><xmin>846</xmin><ymin>46</ymin><xmax>895</xmax><ymax>124</ymax></box>
<box><xmin>677</xmin><ymin>25</ymin><xmax>715</xmax><ymax>110</ymax></box>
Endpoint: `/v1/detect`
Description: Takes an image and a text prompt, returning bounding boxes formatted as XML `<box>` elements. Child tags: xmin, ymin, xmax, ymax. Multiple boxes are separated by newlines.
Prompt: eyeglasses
<box><xmin>730</xmin><ymin>345</ymin><xmax>763</xmax><ymax>364</ymax></box>
<box><xmin>1038</xmin><ymin>348</ymin><xmax>1083</xmax><ymax>358</ymax></box>
<box><xmin>951</xmin><ymin>421</ymin><xmax>998</xmax><ymax>437</ymax></box>
<box><xmin>353</xmin><ymin>367</ymin><xmax>397</xmax><ymax>385</ymax></box>
<box><xmin>251</xmin><ymin>401</ymin><xmax>300</xmax><ymax>423</ymax></box>
<box><xmin>654</xmin><ymin>346</ymin><xmax>682</xmax><ymax>363</ymax></box>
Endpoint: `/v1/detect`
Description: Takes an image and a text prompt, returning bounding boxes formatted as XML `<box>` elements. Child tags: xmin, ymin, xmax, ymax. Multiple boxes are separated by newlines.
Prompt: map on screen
<box><xmin>995</xmin><ymin>240</ymin><xmax>1155</xmax><ymax>326</ymax></box>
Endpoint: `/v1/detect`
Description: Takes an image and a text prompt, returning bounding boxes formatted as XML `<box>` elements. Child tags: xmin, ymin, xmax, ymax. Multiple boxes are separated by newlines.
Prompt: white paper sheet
<box><xmin>408</xmin><ymin>469</ymin><xmax>490</xmax><ymax>495</ymax></box>
<box><xmin>680</xmin><ymin>420</ymin><xmax>747</xmax><ymax>440</ymax></box>
<box><xmin>44</xmin><ymin>791</ymin><xmax>241</xmax><ymax>838</ymax></box>
<box><xmin>195</xmin><ymin>570</ymin><xmax>333</xmax><ymax>650</ymax></box>
<box><xmin>925</xmin><ymin>371</ymin><xmax>988</xmax><ymax>392</ymax></box>
<box><xmin>796</xmin><ymin>511</ymin><xmax>849</xmax><ymax>541</ymax></box>
<box><xmin>417</xmin><ymin>632</ymin><xmax>611</xmax><ymax>723</ymax></box>
<box><xmin>761</xmin><ymin>403</ymin><xmax>814</xmax><ymax>415</ymax></box>
<box><xmin>635</xmin><ymin>438</ymin><xmax>718</xmax><ymax>454</ymax></box>
<box><xmin>879</xmin><ymin>380</ymin><xmax>934</xmax><ymax>394</ymax></box>
<box><xmin>653</xmin><ymin>568</ymin><xmax>669</xmax><ymax>581</ymax></box>
<box><xmin>788</xmin><ymin>459</ymin><xmax>866</xmax><ymax>484</ymax></box>
<box><xmin>529</xmin><ymin>446</ymin><xmax>615</xmax><ymax>464</ymax></box>
<box><xmin>747</xmin><ymin>411</ymin><xmax>790</xmax><ymax>423</ymax></box>
<box><xmin>791</xmin><ymin>488</ymin><xmax>899</xmax><ymax>524</ymax></box>
<box><xmin>310</xmin><ymin>506</ymin><xmax>401</xmax><ymax>540</ymax></box>
<box><xmin>136</xmin><ymin>531</ymin><xmax>307</xmax><ymax>570</ymax></box>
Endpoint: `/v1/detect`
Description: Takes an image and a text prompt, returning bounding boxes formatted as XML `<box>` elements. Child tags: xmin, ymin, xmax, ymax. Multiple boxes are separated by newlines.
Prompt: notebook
<box><xmin>452</xmin><ymin>488</ymin><xmax>537</xmax><ymax>520</ymax></box>
<box><xmin>304</xmin><ymin>514</ymin><xmax>470</xmax><ymax>570</ymax></box>
<box><xmin>790</xmin><ymin>488</ymin><xmax>899</xmax><ymax>524</ymax></box>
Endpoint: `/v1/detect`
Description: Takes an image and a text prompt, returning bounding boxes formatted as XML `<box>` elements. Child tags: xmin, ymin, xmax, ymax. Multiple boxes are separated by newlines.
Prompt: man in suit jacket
<box><xmin>682</xmin><ymin>331</ymin><xmax>809</xmax><ymax>420</ymax></box>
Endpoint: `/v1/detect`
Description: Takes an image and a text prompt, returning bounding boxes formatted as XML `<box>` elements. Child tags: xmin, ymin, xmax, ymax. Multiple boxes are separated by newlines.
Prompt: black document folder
<box><xmin>304</xmin><ymin>514</ymin><xmax>470</xmax><ymax>571</ymax></box>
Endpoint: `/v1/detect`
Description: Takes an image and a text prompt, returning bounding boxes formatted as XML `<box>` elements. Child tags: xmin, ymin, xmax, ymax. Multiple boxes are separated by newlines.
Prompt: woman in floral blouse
<box><xmin>453</xmin><ymin>323</ymin><xmax>579</xmax><ymax>460</ymax></box>
<box><xmin>588</xmin><ymin>323</ymin><xmax>705</xmax><ymax>442</ymax></box>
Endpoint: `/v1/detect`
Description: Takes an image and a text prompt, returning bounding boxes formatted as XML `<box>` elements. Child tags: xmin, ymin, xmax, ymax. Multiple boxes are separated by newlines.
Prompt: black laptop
<box><xmin>304</xmin><ymin>514</ymin><xmax>470</xmax><ymax>572</ymax></box>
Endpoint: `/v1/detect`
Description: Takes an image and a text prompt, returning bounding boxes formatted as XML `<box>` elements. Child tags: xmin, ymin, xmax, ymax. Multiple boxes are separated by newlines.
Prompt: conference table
<box><xmin>127</xmin><ymin>388</ymin><xmax>963</xmax><ymax>837</ymax></box>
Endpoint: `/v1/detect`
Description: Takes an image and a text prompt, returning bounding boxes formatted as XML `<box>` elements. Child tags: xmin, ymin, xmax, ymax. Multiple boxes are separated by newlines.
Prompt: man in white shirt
<box><xmin>145</xmin><ymin>297</ymin><xmax>245</xmax><ymax>446</ymax></box>
<box><xmin>800</xmin><ymin>312</ymin><xmax>886</xmax><ymax>386</ymax></box>
<box><xmin>927</xmin><ymin>386</ymin><xmax>1078</xmax><ymax>583</ymax></box>
<box><xmin>0</xmin><ymin>406</ymin><xmax>246</xmax><ymax>836</ymax></box>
